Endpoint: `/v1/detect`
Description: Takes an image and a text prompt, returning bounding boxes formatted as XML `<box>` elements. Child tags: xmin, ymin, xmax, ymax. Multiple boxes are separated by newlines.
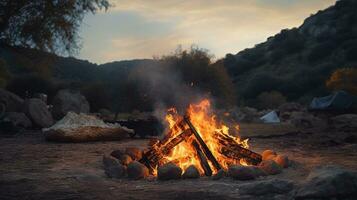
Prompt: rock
<box><xmin>183</xmin><ymin>165</ymin><xmax>200</xmax><ymax>179</ymax></box>
<box><xmin>110</xmin><ymin>149</ymin><xmax>124</xmax><ymax>159</ymax></box>
<box><xmin>262</xmin><ymin>150</ymin><xmax>277</xmax><ymax>161</ymax></box>
<box><xmin>110</xmin><ymin>150</ymin><xmax>132</xmax><ymax>165</ymax></box>
<box><xmin>127</xmin><ymin>161</ymin><xmax>149</xmax><ymax>180</ymax></box>
<box><xmin>278</xmin><ymin>102</ymin><xmax>303</xmax><ymax>113</ymax></box>
<box><xmin>273</xmin><ymin>155</ymin><xmax>289</xmax><ymax>168</ymax></box>
<box><xmin>239</xmin><ymin>179</ymin><xmax>294</xmax><ymax>196</ymax></box>
<box><xmin>102</xmin><ymin>155</ymin><xmax>126</xmax><ymax>178</ymax></box>
<box><xmin>0</xmin><ymin>89</ymin><xmax>24</xmax><ymax>112</ymax></box>
<box><xmin>259</xmin><ymin>160</ymin><xmax>282</xmax><ymax>175</ymax></box>
<box><xmin>4</xmin><ymin>112</ymin><xmax>32</xmax><ymax>128</ymax></box>
<box><xmin>157</xmin><ymin>163</ymin><xmax>182</xmax><ymax>180</ymax></box>
<box><xmin>24</xmin><ymin>98</ymin><xmax>53</xmax><ymax>128</ymax></box>
<box><xmin>331</xmin><ymin>114</ymin><xmax>357</xmax><ymax>131</ymax></box>
<box><xmin>119</xmin><ymin>154</ymin><xmax>133</xmax><ymax>166</ymax></box>
<box><xmin>228</xmin><ymin>165</ymin><xmax>265</xmax><ymax>180</ymax></box>
<box><xmin>125</xmin><ymin>147</ymin><xmax>142</xmax><ymax>160</ymax></box>
<box><xmin>43</xmin><ymin>112</ymin><xmax>133</xmax><ymax>142</ymax></box>
<box><xmin>212</xmin><ymin>169</ymin><xmax>226</xmax><ymax>180</ymax></box>
<box><xmin>296</xmin><ymin>165</ymin><xmax>357</xmax><ymax>199</ymax></box>
<box><xmin>290</xmin><ymin>111</ymin><xmax>326</xmax><ymax>128</ymax></box>
<box><xmin>52</xmin><ymin>89</ymin><xmax>90</xmax><ymax>120</ymax></box>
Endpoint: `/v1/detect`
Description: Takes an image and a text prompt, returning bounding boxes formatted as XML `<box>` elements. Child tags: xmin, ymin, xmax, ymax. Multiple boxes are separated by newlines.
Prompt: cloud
<box><xmin>79</xmin><ymin>0</ymin><xmax>336</xmax><ymax>63</ymax></box>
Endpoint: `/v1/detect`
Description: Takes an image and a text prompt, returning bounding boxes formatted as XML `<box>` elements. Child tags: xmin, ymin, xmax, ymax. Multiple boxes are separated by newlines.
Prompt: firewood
<box><xmin>216</xmin><ymin>134</ymin><xmax>262</xmax><ymax>165</ymax></box>
<box><xmin>192</xmin><ymin>139</ymin><xmax>212</xmax><ymax>176</ymax></box>
<box><xmin>184</xmin><ymin>116</ymin><xmax>222</xmax><ymax>171</ymax></box>
<box><xmin>140</xmin><ymin>128</ymin><xmax>193</xmax><ymax>172</ymax></box>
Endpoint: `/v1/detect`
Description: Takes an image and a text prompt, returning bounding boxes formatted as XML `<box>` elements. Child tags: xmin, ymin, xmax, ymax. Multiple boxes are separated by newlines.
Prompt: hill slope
<box><xmin>222</xmin><ymin>0</ymin><xmax>357</xmax><ymax>105</ymax></box>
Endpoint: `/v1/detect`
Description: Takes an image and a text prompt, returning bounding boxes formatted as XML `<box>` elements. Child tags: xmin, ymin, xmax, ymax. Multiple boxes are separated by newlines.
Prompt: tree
<box><xmin>0</xmin><ymin>0</ymin><xmax>109</xmax><ymax>55</ymax></box>
<box><xmin>326</xmin><ymin>68</ymin><xmax>357</xmax><ymax>95</ymax></box>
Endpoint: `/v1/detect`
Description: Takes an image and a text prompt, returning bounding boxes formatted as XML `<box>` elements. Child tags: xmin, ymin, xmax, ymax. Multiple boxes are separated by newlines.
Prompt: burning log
<box><xmin>140</xmin><ymin>128</ymin><xmax>192</xmax><ymax>172</ymax></box>
<box><xmin>191</xmin><ymin>139</ymin><xmax>212</xmax><ymax>176</ymax></box>
<box><xmin>184</xmin><ymin>116</ymin><xmax>222</xmax><ymax>171</ymax></box>
<box><xmin>217</xmin><ymin>134</ymin><xmax>262</xmax><ymax>165</ymax></box>
<box><xmin>139</xmin><ymin>99</ymin><xmax>263</xmax><ymax>176</ymax></box>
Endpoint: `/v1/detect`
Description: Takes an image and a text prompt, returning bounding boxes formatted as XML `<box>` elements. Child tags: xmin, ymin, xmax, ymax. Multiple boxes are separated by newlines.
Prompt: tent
<box><xmin>260</xmin><ymin>111</ymin><xmax>280</xmax><ymax>123</ymax></box>
<box><xmin>309</xmin><ymin>91</ymin><xmax>355</xmax><ymax>111</ymax></box>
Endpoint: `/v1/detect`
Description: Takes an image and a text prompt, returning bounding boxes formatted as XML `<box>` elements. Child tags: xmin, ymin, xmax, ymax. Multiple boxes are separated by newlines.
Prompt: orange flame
<box><xmin>159</xmin><ymin>99</ymin><xmax>249</xmax><ymax>175</ymax></box>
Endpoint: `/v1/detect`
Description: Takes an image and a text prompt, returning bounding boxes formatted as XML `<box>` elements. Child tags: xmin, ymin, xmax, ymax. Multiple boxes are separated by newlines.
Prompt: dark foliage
<box><xmin>224</xmin><ymin>0</ymin><xmax>357</xmax><ymax>105</ymax></box>
<box><xmin>0</xmin><ymin>0</ymin><xmax>109</xmax><ymax>55</ymax></box>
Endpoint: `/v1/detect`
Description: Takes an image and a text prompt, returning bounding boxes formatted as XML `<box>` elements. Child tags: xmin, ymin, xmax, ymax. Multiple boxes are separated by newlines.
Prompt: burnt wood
<box><xmin>192</xmin><ymin>139</ymin><xmax>212</xmax><ymax>176</ymax></box>
<box><xmin>184</xmin><ymin>116</ymin><xmax>222</xmax><ymax>171</ymax></box>
<box><xmin>139</xmin><ymin>128</ymin><xmax>193</xmax><ymax>172</ymax></box>
<box><xmin>216</xmin><ymin>134</ymin><xmax>262</xmax><ymax>165</ymax></box>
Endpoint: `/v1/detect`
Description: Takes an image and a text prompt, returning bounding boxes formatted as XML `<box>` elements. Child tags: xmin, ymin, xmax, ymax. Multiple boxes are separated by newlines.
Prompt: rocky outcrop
<box><xmin>3</xmin><ymin>112</ymin><xmax>32</xmax><ymax>128</ymax></box>
<box><xmin>52</xmin><ymin>89</ymin><xmax>90</xmax><ymax>120</ymax></box>
<box><xmin>24</xmin><ymin>98</ymin><xmax>53</xmax><ymax>128</ymax></box>
<box><xmin>0</xmin><ymin>89</ymin><xmax>24</xmax><ymax>112</ymax></box>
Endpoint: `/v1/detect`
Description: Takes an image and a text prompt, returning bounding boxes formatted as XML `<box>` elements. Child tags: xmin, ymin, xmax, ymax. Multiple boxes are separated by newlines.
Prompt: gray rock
<box><xmin>4</xmin><ymin>112</ymin><xmax>32</xmax><ymax>128</ymax></box>
<box><xmin>183</xmin><ymin>165</ymin><xmax>200</xmax><ymax>179</ymax></box>
<box><xmin>259</xmin><ymin>160</ymin><xmax>283</xmax><ymax>175</ymax></box>
<box><xmin>24</xmin><ymin>98</ymin><xmax>53</xmax><ymax>128</ymax></box>
<box><xmin>110</xmin><ymin>149</ymin><xmax>125</xmax><ymax>159</ymax></box>
<box><xmin>110</xmin><ymin>150</ymin><xmax>132</xmax><ymax>165</ymax></box>
<box><xmin>52</xmin><ymin>89</ymin><xmax>90</xmax><ymax>120</ymax></box>
<box><xmin>125</xmin><ymin>147</ymin><xmax>142</xmax><ymax>160</ymax></box>
<box><xmin>127</xmin><ymin>161</ymin><xmax>149</xmax><ymax>180</ymax></box>
<box><xmin>103</xmin><ymin>155</ymin><xmax>126</xmax><ymax>178</ymax></box>
<box><xmin>296</xmin><ymin>165</ymin><xmax>357</xmax><ymax>199</ymax></box>
<box><xmin>0</xmin><ymin>89</ymin><xmax>24</xmax><ymax>112</ymax></box>
<box><xmin>228</xmin><ymin>165</ymin><xmax>265</xmax><ymax>180</ymax></box>
<box><xmin>212</xmin><ymin>169</ymin><xmax>226</xmax><ymax>180</ymax></box>
<box><xmin>158</xmin><ymin>163</ymin><xmax>182</xmax><ymax>180</ymax></box>
<box><xmin>239</xmin><ymin>179</ymin><xmax>294</xmax><ymax>196</ymax></box>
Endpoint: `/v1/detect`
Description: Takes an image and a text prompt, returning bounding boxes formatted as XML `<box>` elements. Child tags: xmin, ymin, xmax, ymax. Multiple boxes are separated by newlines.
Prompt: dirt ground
<box><xmin>0</xmin><ymin>124</ymin><xmax>356</xmax><ymax>200</ymax></box>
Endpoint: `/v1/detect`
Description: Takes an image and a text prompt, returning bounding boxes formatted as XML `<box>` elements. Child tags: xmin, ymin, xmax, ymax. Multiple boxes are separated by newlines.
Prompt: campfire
<box><xmin>140</xmin><ymin>99</ymin><xmax>262</xmax><ymax>176</ymax></box>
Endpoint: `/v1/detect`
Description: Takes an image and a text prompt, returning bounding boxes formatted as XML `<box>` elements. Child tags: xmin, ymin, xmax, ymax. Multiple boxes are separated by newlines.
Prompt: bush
<box><xmin>81</xmin><ymin>82</ymin><xmax>111</xmax><ymax>112</ymax></box>
<box><xmin>326</xmin><ymin>68</ymin><xmax>357</xmax><ymax>95</ymax></box>
<box><xmin>241</xmin><ymin>73</ymin><xmax>283</xmax><ymax>99</ymax></box>
<box><xmin>257</xmin><ymin>91</ymin><xmax>287</xmax><ymax>109</ymax></box>
<box><xmin>6</xmin><ymin>73</ymin><xmax>56</xmax><ymax>99</ymax></box>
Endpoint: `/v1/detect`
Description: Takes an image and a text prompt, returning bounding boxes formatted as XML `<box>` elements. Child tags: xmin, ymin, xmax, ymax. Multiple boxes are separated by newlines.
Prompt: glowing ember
<box><xmin>158</xmin><ymin>99</ymin><xmax>250</xmax><ymax>175</ymax></box>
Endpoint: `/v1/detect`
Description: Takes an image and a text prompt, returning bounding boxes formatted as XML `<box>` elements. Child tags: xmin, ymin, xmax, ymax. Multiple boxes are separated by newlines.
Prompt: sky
<box><xmin>79</xmin><ymin>0</ymin><xmax>337</xmax><ymax>64</ymax></box>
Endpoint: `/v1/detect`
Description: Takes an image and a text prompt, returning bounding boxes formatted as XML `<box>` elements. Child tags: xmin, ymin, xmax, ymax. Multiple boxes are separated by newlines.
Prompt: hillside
<box><xmin>222</xmin><ymin>0</ymin><xmax>357</xmax><ymax>105</ymax></box>
<box><xmin>1</xmin><ymin>0</ymin><xmax>357</xmax><ymax>111</ymax></box>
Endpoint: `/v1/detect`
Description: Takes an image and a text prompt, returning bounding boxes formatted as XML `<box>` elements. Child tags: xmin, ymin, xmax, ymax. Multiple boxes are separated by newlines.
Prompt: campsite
<box><xmin>1</xmin><ymin>0</ymin><xmax>357</xmax><ymax>200</ymax></box>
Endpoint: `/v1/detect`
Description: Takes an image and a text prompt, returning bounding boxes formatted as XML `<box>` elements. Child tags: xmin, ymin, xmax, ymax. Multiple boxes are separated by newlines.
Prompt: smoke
<box><xmin>131</xmin><ymin>60</ymin><xmax>210</xmax><ymax>123</ymax></box>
